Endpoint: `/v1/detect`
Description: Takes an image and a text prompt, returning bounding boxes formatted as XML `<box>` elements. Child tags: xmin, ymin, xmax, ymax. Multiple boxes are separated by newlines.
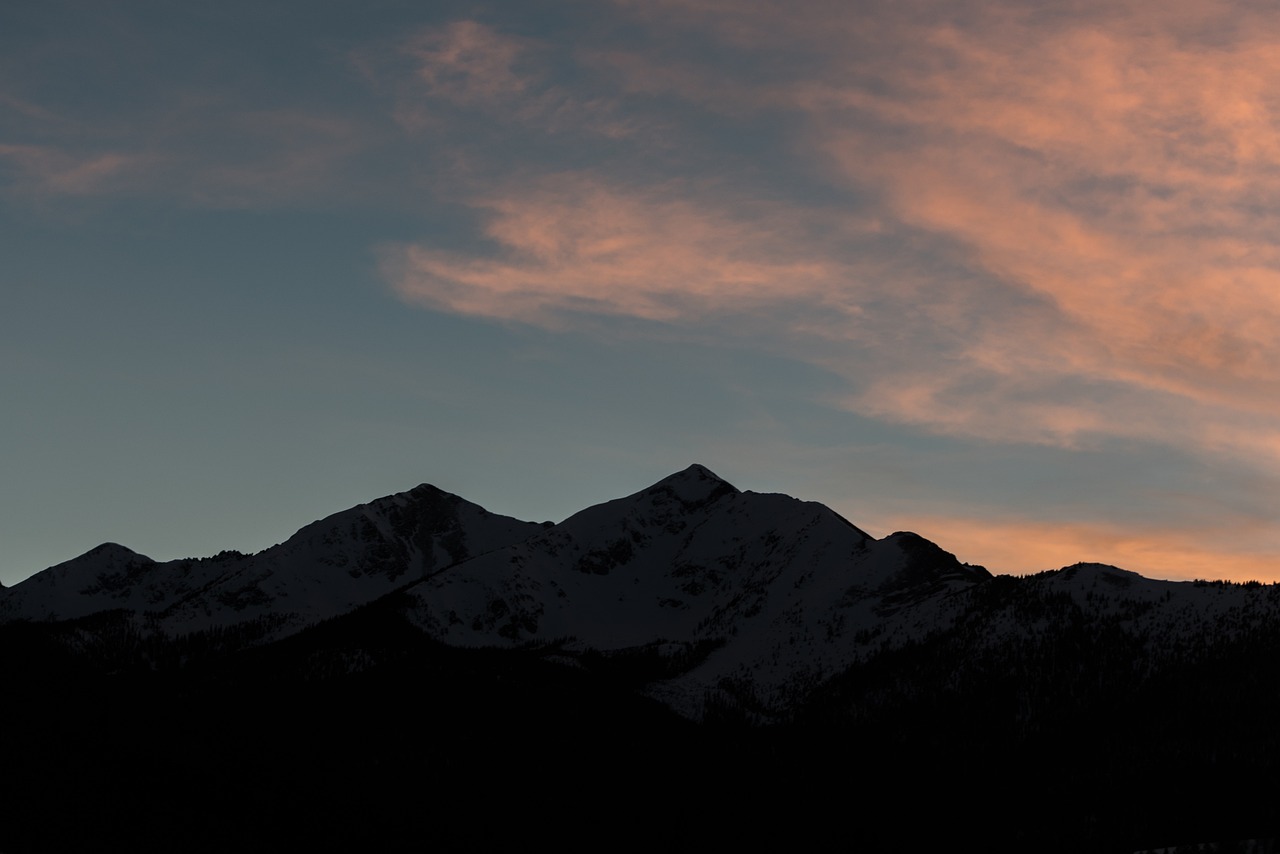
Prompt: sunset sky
<box><xmin>6</xmin><ymin>0</ymin><xmax>1280</xmax><ymax>586</ymax></box>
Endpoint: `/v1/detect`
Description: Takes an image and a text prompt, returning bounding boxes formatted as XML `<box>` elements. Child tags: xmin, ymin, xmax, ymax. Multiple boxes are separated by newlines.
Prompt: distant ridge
<box><xmin>5</xmin><ymin>461</ymin><xmax>1263</xmax><ymax>720</ymax></box>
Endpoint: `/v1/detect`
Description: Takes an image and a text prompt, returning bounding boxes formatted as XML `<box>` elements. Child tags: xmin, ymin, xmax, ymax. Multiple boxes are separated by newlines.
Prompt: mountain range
<box><xmin>3</xmin><ymin>464</ymin><xmax>1279</xmax><ymax>852</ymax></box>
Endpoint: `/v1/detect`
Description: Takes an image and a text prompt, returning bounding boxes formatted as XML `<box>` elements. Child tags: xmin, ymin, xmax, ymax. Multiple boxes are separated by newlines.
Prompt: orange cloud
<box><xmin>381</xmin><ymin>173</ymin><xmax>853</xmax><ymax>326</ymax></box>
<box><xmin>802</xmin><ymin>10</ymin><xmax>1280</xmax><ymax>455</ymax></box>
<box><xmin>572</xmin><ymin>2</ymin><xmax>1280</xmax><ymax>465</ymax></box>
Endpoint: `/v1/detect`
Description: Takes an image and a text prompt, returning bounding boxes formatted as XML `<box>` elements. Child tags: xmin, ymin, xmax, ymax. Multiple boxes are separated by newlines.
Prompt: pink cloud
<box><xmin>575</xmin><ymin>2</ymin><xmax>1280</xmax><ymax>463</ymax></box>
<box><xmin>382</xmin><ymin>173</ymin><xmax>852</xmax><ymax>326</ymax></box>
<box><xmin>807</xmin><ymin>12</ymin><xmax>1280</xmax><ymax>448</ymax></box>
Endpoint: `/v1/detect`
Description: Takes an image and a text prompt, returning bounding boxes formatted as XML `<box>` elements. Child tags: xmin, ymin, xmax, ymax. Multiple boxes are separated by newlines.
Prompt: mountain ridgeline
<box><xmin>4</xmin><ymin>465</ymin><xmax>1279</xmax><ymax>852</ymax></box>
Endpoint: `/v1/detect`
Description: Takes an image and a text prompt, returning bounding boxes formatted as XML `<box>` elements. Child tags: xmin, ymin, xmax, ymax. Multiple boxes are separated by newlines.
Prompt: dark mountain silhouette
<box><xmin>2</xmin><ymin>465</ymin><xmax>1278</xmax><ymax>852</ymax></box>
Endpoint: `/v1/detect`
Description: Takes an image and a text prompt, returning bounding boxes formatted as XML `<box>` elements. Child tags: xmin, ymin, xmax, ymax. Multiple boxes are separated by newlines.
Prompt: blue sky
<box><xmin>6</xmin><ymin>0</ymin><xmax>1280</xmax><ymax>585</ymax></box>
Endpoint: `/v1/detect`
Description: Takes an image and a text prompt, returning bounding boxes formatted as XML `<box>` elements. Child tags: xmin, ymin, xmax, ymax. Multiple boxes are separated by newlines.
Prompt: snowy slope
<box><xmin>0</xmin><ymin>484</ymin><xmax>543</xmax><ymax>634</ymax></box>
<box><xmin>9</xmin><ymin>464</ymin><xmax>1279</xmax><ymax>724</ymax></box>
<box><xmin>0</xmin><ymin>543</ymin><xmax>167</xmax><ymax>622</ymax></box>
<box><xmin>400</xmin><ymin>464</ymin><xmax>991</xmax><ymax>716</ymax></box>
<box><xmin>1018</xmin><ymin>562</ymin><xmax>1280</xmax><ymax>655</ymax></box>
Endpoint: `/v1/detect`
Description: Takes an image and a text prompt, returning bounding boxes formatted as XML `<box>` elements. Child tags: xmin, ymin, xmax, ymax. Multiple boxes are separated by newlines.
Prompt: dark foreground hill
<box><xmin>3</xmin><ymin>466</ymin><xmax>1279</xmax><ymax>852</ymax></box>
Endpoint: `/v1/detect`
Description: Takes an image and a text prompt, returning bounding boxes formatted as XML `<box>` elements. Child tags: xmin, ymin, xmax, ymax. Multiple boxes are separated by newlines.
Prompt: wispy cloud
<box><xmin>0</xmin><ymin>101</ymin><xmax>374</xmax><ymax>210</ymax></box>
<box><xmin>381</xmin><ymin>172</ymin><xmax>853</xmax><ymax>326</ymax></box>
<box><xmin>0</xmin><ymin>91</ymin><xmax>68</xmax><ymax>124</ymax></box>
<box><xmin>809</xmin><ymin>11</ymin><xmax>1280</xmax><ymax>448</ymax></box>
<box><xmin>364</xmin><ymin>20</ymin><xmax>641</xmax><ymax>141</ymax></box>
<box><xmin>377</xmin><ymin>7</ymin><xmax>1280</xmax><ymax>476</ymax></box>
<box><xmin>0</xmin><ymin>144</ymin><xmax>145</xmax><ymax>195</ymax></box>
<box><xmin>405</xmin><ymin>19</ymin><xmax>534</xmax><ymax>105</ymax></box>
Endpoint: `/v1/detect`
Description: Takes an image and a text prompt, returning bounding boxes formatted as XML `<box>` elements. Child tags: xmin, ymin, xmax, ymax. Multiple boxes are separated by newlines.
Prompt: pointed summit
<box><xmin>669</xmin><ymin>462</ymin><xmax>732</xmax><ymax>484</ymax></box>
<box><xmin>81</xmin><ymin>542</ymin><xmax>149</xmax><ymax>562</ymax></box>
<box><xmin>641</xmin><ymin>464</ymin><xmax>739</xmax><ymax>509</ymax></box>
<box><xmin>676</xmin><ymin>463</ymin><xmax>722</xmax><ymax>478</ymax></box>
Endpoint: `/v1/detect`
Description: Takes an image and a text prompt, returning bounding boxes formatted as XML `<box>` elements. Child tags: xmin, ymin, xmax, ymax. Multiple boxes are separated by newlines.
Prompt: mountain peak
<box><xmin>677</xmin><ymin>462</ymin><xmax>720</xmax><ymax>477</ymax></box>
<box><xmin>48</xmin><ymin>542</ymin><xmax>153</xmax><ymax>571</ymax></box>
<box><xmin>643</xmin><ymin>464</ymin><xmax>739</xmax><ymax>507</ymax></box>
<box><xmin>1051</xmin><ymin>562</ymin><xmax>1144</xmax><ymax>588</ymax></box>
<box><xmin>406</xmin><ymin>483</ymin><xmax>452</xmax><ymax>498</ymax></box>
<box><xmin>84</xmin><ymin>542</ymin><xmax>145</xmax><ymax>560</ymax></box>
<box><xmin>657</xmin><ymin>463</ymin><xmax>735</xmax><ymax>488</ymax></box>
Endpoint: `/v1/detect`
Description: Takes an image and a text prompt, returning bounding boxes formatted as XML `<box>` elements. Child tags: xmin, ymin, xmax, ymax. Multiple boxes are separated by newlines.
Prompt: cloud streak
<box><xmin>380</xmin><ymin>7</ymin><xmax>1280</xmax><ymax>473</ymax></box>
<box><xmin>405</xmin><ymin>20</ymin><xmax>533</xmax><ymax>105</ymax></box>
<box><xmin>381</xmin><ymin>172</ymin><xmax>855</xmax><ymax>326</ymax></box>
<box><xmin>0</xmin><ymin>144</ymin><xmax>144</xmax><ymax>196</ymax></box>
<box><xmin>814</xmin><ymin>9</ymin><xmax>1280</xmax><ymax>438</ymax></box>
<box><xmin>0</xmin><ymin>103</ymin><xmax>375</xmax><ymax>210</ymax></box>
<box><xmin>365</xmin><ymin>20</ymin><xmax>641</xmax><ymax>142</ymax></box>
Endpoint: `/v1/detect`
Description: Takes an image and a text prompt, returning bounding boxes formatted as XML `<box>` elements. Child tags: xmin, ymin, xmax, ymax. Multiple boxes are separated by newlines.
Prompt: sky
<box><xmin>6</xmin><ymin>0</ymin><xmax>1280</xmax><ymax>586</ymax></box>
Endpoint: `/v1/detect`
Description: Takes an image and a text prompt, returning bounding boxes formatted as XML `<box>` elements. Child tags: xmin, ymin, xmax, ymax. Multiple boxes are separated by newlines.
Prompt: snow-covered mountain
<box><xmin>402</xmin><ymin>463</ymin><xmax>990</xmax><ymax>714</ymax></box>
<box><xmin>5</xmin><ymin>464</ymin><xmax>1280</xmax><ymax>852</ymax></box>
<box><xmin>4</xmin><ymin>463</ymin><xmax>1279</xmax><ymax>725</ymax></box>
<box><xmin>0</xmin><ymin>483</ymin><xmax>543</xmax><ymax>634</ymax></box>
